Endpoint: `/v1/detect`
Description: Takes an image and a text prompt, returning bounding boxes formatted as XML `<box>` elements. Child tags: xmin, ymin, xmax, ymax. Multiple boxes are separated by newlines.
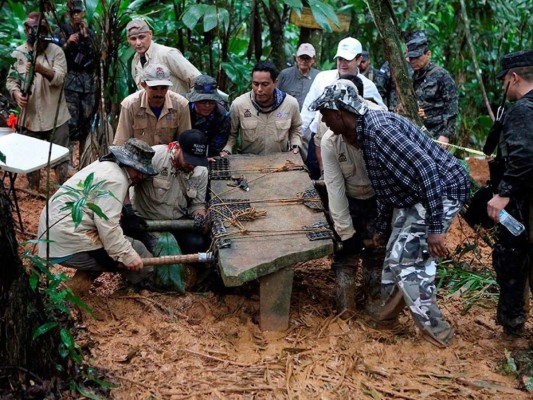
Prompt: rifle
<box><xmin>483</xmin><ymin>81</ymin><xmax>510</xmax><ymax>156</ymax></box>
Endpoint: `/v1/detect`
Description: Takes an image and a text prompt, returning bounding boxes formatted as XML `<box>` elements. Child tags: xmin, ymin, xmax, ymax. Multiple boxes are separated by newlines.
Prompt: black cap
<box><xmin>178</xmin><ymin>129</ymin><xmax>209</xmax><ymax>167</ymax></box>
<box><xmin>497</xmin><ymin>49</ymin><xmax>533</xmax><ymax>79</ymax></box>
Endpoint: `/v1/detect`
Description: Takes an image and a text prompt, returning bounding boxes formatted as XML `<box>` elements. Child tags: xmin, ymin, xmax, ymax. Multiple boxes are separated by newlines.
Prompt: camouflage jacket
<box><xmin>412</xmin><ymin>62</ymin><xmax>458</xmax><ymax>139</ymax></box>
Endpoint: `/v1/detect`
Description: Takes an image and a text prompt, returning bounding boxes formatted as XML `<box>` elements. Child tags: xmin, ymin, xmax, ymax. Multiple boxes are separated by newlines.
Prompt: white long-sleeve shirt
<box><xmin>300</xmin><ymin>69</ymin><xmax>384</xmax><ymax>138</ymax></box>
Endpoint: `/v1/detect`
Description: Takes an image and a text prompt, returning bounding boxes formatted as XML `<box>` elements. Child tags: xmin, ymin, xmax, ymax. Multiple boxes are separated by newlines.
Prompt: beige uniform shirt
<box><xmin>224</xmin><ymin>92</ymin><xmax>302</xmax><ymax>155</ymax></box>
<box><xmin>37</xmin><ymin>160</ymin><xmax>140</xmax><ymax>266</ymax></box>
<box><xmin>113</xmin><ymin>90</ymin><xmax>191</xmax><ymax>146</ymax></box>
<box><xmin>6</xmin><ymin>43</ymin><xmax>70</xmax><ymax>132</ymax></box>
<box><xmin>131</xmin><ymin>41</ymin><xmax>201</xmax><ymax>94</ymax></box>
<box><xmin>321</xmin><ymin>130</ymin><xmax>375</xmax><ymax>240</ymax></box>
<box><xmin>133</xmin><ymin>145</ymin><xmax>207</xmax><ymax>220</ymax></box>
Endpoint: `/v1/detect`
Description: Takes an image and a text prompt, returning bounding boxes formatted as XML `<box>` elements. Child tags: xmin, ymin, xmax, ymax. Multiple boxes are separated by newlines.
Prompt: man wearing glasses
<box><xmin>277</xmin><ymin>43</ymin><xmax>320</xmax><ymax>110</ymax></box>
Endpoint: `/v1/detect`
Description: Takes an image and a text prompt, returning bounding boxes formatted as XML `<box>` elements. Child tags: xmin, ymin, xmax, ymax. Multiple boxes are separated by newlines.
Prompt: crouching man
<box><xmin>37</xmin><ymin>138</ymin><xmax>159</xmax><ymax>293</ymax></box>
<box><xmin>130</xmin><ymin>129</ymin><xmax>210</xmax><ymax>255</ymax></box>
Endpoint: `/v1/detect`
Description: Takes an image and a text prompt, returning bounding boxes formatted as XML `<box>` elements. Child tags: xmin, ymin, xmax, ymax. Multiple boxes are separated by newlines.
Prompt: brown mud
<box><xmin>10</xmin><ymin>157</ymin><xmax>533</xmax><ymax>399</ymax></box>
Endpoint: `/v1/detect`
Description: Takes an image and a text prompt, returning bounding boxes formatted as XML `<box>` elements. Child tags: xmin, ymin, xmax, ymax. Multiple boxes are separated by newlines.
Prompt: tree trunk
<box><xmin>261</xmin><ymin>1</ymin><xmax>285</xmax><ymax>70</ymax></box>
<box><xmin>0</xmin><ymin>182</ymin><xmax>62</xmax><ymax>386</ymax></box>
<box><xmin>364</xmin><ymin>0</ymin><xmax>422</xmax><ymax>125</ymax></box>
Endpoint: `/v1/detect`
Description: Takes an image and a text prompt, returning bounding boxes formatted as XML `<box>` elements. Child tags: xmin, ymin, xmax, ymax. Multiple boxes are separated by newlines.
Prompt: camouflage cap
<box><xmin>406</xmin><ymin>37</ymin><xmax>429</xmax><ymax>58</ymax></box>
<box><xmin>69</xmin><ymin>0</ymin><xmax>85</xmax><ymax>12</ymax></box>
<box><xmin>497</xmin><ymin>49</ymin><xmax>533</xmax><ymax>79</ymax></box>
<box><xmin>185</xmin><ymin>74</ymin><xmax>223</xmax><ymax>103</ymax></box>
<box><xmin>126</xmin><ymin>19</ymin><xmax>151</xmax><ymax>37</ymax></box>
<box><xmin>309</xmin><ymin>79</ymin><xmax>368</xmax><ymax>116</ymax></box>
<box><xmin>142</xmin><ymin>63</ymin><xmax>172</xmax><ymax>87</ymax></box>
<box><xmin>108</xmin><ymin>138</ymin><xmax>158</xmax><ymax>176</ymax></box>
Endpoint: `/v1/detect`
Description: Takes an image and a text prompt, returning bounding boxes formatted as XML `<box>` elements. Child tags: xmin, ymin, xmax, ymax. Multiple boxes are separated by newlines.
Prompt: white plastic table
<box><xmin>0</xmin><ymin>132</ymin><xmax>69</xmax><ymax>231</ymax></box>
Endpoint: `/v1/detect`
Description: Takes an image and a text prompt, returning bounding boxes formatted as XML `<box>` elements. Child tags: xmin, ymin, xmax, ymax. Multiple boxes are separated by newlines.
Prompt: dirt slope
<box><xmin>11</xmin><ymin>158</ymin><xmax>533</xmax><ymax>399</ymax></box>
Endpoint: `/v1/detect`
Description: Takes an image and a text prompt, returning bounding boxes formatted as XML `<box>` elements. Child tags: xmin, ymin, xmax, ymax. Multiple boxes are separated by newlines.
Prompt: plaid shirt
<box><xmin>356</xmin><ymin>110</ymin><xmax>469</xmax><ymax>234</ymax></box>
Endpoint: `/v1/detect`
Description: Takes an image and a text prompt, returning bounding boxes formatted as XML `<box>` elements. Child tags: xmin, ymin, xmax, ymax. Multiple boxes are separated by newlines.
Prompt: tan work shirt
<box><xmin>37</xmin><ymin>160</ymin><xmax>140</xmax><ymax>266</ymax></box>
<box><xmin>321</xmin><ymin>130</ymin><xmax>375</xmax><ymax>240</ymax></box>
<box><xmin>224</xmin><ymin>92</ymin><xmax>302</xmax><ymax>155</ymax></box>
<box><xmin>131</xmin><ymin>41</ymin><xmax>201</xmax><ymax>95</ymax></box>
<box><xmin>113</xmin><ymin>90</ymin><xmax>191</xmax><ymax>146</ymax></box>
<box><xmin>6</xmin><ymin>43</ymin><xmax>70</xmax><ymax>132</ymax></box>
<box><xmin>133</xmin><ymin>145</ymin><xmax>207</xmax><ymax>220</ymax></box>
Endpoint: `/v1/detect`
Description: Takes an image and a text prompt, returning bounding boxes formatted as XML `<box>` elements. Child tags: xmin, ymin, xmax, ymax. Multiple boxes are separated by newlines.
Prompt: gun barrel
<box><xmin>142</xmin><ymin>252</ymin><xmax>215</xmax><ymax>266</ymax></box>
<box><xmin>143</xmin><ymin>219</ymin><xmax>199</xmax><ymax>232</ymax></box>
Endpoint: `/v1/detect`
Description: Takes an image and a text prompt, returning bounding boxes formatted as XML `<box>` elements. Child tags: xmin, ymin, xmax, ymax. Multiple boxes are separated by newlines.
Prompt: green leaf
<box><xmin>284</xmin><ymin>0</ymin><xmax>304</xmax><ymax>8</ymax></box>
<box><xmin>308</xmin><ymin>0</ymin><xmax>339</xmax><ymax>32</ymax></box>
<box><xmin>87</xmin><ymin>203</ymin><xmax>109</xmax><ymax>221</ymax></box>
<box><xmin>203</xmin><ymin>5</ymin><xmax>218</xmax><ymax>32</ymax></box>
<box><xmin>29</xmin><ymin>272</ymin><xmax>39</xmax><ymax>291</ymax></box>
<box><xmin>33</xmin><ymin>322</ymin><xmax>58</xmax><ymax>340</ymax></box>
<box><xmin>182</xmin><ymin>4</ymin><xmax>208</xmax><ymax>30</ymax></box>
<box><xmin>71</xmin><ymin>197</ymin><xmax>87</xmax><ymax>228</ymax></box>
<box><xmin>60</xmin><ymin>328</ymin><xmax>74</xmax><ymax>350</ymax></box>
<box><xmin>75</xmin><ymin>385</ymin><xmax>102</xmax><ymax>400</ymax></box>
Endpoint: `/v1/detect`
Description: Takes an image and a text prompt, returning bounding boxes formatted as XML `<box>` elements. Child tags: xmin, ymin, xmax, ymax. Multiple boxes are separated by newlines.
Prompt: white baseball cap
<box><xmin>334</xmin><ymin>37</ymin><xmax>363</xmax><ymax>61</ymax></box>
<box><xmin>296</xmin><ymin>43</ymin><xmax>316</xmax><ymax>57</ymax></box>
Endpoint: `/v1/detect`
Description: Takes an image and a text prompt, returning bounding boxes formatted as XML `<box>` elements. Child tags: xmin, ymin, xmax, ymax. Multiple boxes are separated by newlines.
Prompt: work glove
<box><xmin>120</xmin><ymin>204</ymin><xmax>148</xmax><ymax>235</ymax></box>
<box><xmin>337</xmin><ymin>233</ymin><xmax>364</xmax><ymax>257</ymax></box>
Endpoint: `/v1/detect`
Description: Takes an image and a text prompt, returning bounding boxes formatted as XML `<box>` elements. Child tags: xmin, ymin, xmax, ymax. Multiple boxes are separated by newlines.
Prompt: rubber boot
<box><xmin>333</xmin><ymin>264</ymin><xmax>357</xmax><ymax>319</ymax></box>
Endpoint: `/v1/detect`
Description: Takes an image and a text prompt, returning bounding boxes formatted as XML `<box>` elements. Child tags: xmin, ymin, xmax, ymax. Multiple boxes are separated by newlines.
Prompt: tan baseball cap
<box><xmin>297</xmin><ymin>43</ymin><xmax>316</xmax><ymax>57</ymax></box>
<box><xmin>142</xmin><ymin>64</ymin><xmax>173</xmax><ymax>87</ymax></box>
<box><xmin>126</xmin><ymin>19</ymin><xmax>151</xmax><ymax>37</ymax></box>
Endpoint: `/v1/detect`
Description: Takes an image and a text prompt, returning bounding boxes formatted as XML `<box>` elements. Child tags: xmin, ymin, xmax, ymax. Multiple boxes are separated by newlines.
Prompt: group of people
<box><xmin>4</xmin><ymin>3</ymin><xmax>533</xmax><ymax>348</ymax></box>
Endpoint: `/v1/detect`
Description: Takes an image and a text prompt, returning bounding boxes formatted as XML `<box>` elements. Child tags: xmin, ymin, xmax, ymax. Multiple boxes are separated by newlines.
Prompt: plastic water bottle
<box><xmin>499</xmin><ymin>210</ymin><xmax>525</xmax><ymax>236</ymax></box>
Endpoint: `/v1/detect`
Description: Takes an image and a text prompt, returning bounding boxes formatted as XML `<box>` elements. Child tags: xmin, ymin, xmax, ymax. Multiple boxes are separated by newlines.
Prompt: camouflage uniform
<box><xmin>54</xmin><ymin>21</ymin><xmax>97</xmax><ymax>142</ymax></box>
<box><xmin>378</xmin><ymin>198</ymin><xmax>462</xmax><ymax>345</ymax></box>
<box><xmin>412</xmin><ymin>62</ymin><xmax>458</xmax><ymax>139</ymax></box>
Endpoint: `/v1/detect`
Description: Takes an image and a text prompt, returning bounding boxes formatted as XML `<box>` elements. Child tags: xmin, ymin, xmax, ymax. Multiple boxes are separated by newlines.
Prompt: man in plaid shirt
<box><xmin>310</xmin><ymin>80</ymin><xmax>469</xmax><ymax>347</ymax></box>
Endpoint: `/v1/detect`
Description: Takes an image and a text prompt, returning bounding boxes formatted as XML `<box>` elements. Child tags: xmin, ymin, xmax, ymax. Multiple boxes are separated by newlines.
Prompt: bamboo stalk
<box><xmin>142</xmin><ymin>252</ymin><xmax>215</xmax><ymax>266</ymax></box>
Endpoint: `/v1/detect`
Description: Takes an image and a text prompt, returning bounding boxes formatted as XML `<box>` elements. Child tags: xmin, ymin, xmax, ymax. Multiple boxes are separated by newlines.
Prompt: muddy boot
<box><xmin>333</xmin><ymin>265</ymin><xmax>357</xmax><ymax>319</ymax></box>
<box><xmin>67</xmin><ymin>270</ymin><xmax>95</xmax><ymax>296</ymax></box>
<box><xmin>361</xmin><ymin>263</ymin><xmax>383</xmax><ymax>313</ymax></box>
<box><xmin>419</xmin><ymin>319</ymin><xmax>454</xmax><ymax>348</ymax></box>
<box><xmin>55</xmin><ymin>162</ymin><xmax>69</xmax><ymax>185</ymax></box>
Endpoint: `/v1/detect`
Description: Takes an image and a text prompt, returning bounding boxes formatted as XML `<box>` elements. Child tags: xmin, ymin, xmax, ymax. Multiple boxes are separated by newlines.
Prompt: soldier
<box><xmin>37</xmin><ymin>138</ymin><xmax>158</xmax><ymax>294</ymax></box>
<box><xmin>222</xmin><ymin>61</ymin><xmax>302</xmax><ymax>156</ymax></box>
<box><xmin>113</xmin><ymin>64</ymin><xmax>191</xmax><ymax>146</ymax></box>
<box><xmin>54</xmin><ymin>0</ymin><xmax>97</xmax><ymax>165</ymax></box>
<box><xmin>126</xmin><ymin>18</ymin><xmax>200</xmax><ymax>95</ymax></box>
<box><xmin>184</xmin><ymin>74</ymin><xmax>230</xmax><ymax>157</ymax></box>
<box><xmin>277</xmin><ymin>43</ymin><xmax>320</xmax><ymax>110</ymax></box>
<box><xmin>359</xmin><ymin>51</ymin><xmax>393</xmax><ymax>111</ymax></box>
<box><xmin>310</xmin><ymin>80</ymin><xmax>469</xmax><ymax>347</ymax></box>
<box><xmin>405</xmin><ymin>31</ymin><xmax>458</xmax><ymax>143</ymax></box>
<box><xmin>486</xmin><ymin>49</ymin><xmax>533</xmax><ymax>338</ymax></box>
<box><xmin>6</xmin><ymin>12</ymin><xmax>70</xmax><ymax>190</ymax></box>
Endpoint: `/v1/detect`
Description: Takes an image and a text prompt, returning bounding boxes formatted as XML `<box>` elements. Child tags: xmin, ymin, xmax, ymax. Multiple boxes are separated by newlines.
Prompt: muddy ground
<box><xmin>10</xmin><ymin>158</ymin><xmax>533</xmax><ymax>399</ymax></box>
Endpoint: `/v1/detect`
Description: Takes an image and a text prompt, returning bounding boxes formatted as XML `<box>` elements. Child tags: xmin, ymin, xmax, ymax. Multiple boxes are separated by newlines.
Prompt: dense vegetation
<box><xmin>0</xmin><ymin>0</ymin><xmax>531</xmax><ymax>147</ymax></box>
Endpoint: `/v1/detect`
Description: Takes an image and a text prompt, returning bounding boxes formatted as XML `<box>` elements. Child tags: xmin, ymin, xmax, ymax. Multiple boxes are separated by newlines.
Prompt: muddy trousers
<box><xmin>332</xmin><ymin>196</ymin><xmax>385</xmax><ymax>314</ymax></box>
<box><xmin>493</xmin><ymin>197</ymin><xmax>533</xmax><ymax>333</ymax></box>
<box><xmin>59</xmin><ymin>237</ymin><xmax>153</xmax><ymax>284</ymax></box>
<box><xmin>376</xmin><ymin>198</ymin><xmax>461</xmax><ymax>346</ymax></box>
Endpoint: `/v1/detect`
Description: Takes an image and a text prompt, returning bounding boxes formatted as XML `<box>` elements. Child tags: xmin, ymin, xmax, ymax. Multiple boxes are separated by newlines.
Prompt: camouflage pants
<box><xmin>65</xmin><ymin>72</ymin><xmax>96</xmax><ymax>142</ymax></box>
<box><xmin>377</xmin><ymin>198</ymin><xmax>461</xmax><ymax>345</ymax></box>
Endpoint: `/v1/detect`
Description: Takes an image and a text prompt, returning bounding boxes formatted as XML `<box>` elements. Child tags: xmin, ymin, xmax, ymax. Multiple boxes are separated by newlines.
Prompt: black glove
<box><xmin>337</xmin><ymin>233</ymin><xmax>364</xmax><ymax>256</ymax></box>
<box><xmin>120</xmin><ymin>205</ymin><xmax>148</xmax><ymax>235</ymax></box>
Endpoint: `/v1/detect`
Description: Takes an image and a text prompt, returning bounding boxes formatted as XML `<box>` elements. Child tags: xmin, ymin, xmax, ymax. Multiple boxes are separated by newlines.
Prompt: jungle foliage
<box><xmin>0</xmin><ymin>0</ymin><xmax>531</xmax><ymax>146</ymax></box>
